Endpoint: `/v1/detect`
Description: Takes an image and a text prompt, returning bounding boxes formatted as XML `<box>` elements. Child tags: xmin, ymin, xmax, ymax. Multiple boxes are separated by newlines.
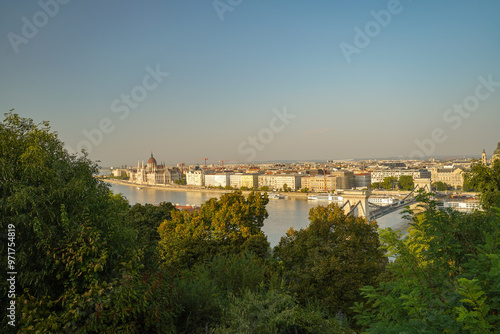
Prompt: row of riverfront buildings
<box><xmin>114</xmin><ymin>142</ymin><xmax>500</xmax><ymax>192</ymax></box>
<box><xmin>186</xmin><ymin>169</ymin><xmax>365</xmax><ymax>191</ymax></box>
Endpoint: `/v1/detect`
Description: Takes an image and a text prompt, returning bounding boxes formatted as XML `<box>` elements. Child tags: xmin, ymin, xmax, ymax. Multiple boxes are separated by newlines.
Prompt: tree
<box><xmin>464</xmin><ymin>160</ymin><xmax>500</xmax><ymax>209</ymax></box>
<box><xmin>261</xmin><ymin>186</ymin><xmax>270</xmax><ymax>191</ymax></box>
<box><xmin>463</xmin><ymin>178</ymin><xmax>475</xmax><ymax>192</ymax></box>
<box><xmin>354</xmin><ymin>194</ymin><xmax>500</xmax><ymax>332</ymax></box>
<box><xmin>0</xmin><ymin>113</ymin><xmax>178</xmax><ymax>332</ymax></box>
<box><xmin>174</xmin><ymin>252</ymin><xmax>268</xmax><ymax>333</ymax></box>
<box><xmin>432</xmin><ymin>181</ymin><xmax>449</xmax><ymax>191</ymax></box>
<box><xmin>381</xmin><ymin>177</ymin><xmax>398</xmax><ymax>190</ymax></box>
<box><xmin>157</xmin><ymin>191</ymin><xmax>270</xmax><ymax>270</ymax></box>
<box><xmin>214</xmin><ymin>289</ymin><xmax>354</xmax><ymax>334</ymax></box>
<box><xmin>174</xmin><ymin>179</ymin><xmax>186</xmax><ymax>185</ymax></box>
<box><xmin>398</xmin><ymin>175</ymin><xmax>414</xmax><ymax>191</ymax></box>
<box><xmin>274</xmin><ymin>203</ymin><xmax>387</xmax><ymax>320</ymax></box>
<box><xmin>300</xmin><ymin>187</ymin><xmax>310</xmax><ymax>193</ymax></box>
<box><xmin>125</xmin><ymin>202</ymin><xmax>177</xmax><ymax>271</ymax></box>
<box><xmin>282</xmin><ymin>183</ymin><xmax>290</xmax><ymax>192</ymax></box>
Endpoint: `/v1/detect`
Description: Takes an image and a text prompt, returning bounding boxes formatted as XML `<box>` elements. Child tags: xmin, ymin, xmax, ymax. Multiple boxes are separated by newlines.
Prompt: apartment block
<box><xmin>430</xmin><ymin>167</ymin><xmax>464</xmax><ymax>189</ymax></box>
<box><xmin>186</xmin><ymin>170</ymin><xmax>205</xmax><ymax>186</ymax></box>
<box><xmin>204</xmin><ymin>174</ymin><xmax>231</xmax><ymax>187</ymax></box>
<box><xmin>371</xmin><ymin>169</ymin><xmax>431</xmax><ymax>184</ymax></box>
<box><xmin>241</xmin><ymin>174</ymin><xmax>259</xmax><ymax>188</ymax></box>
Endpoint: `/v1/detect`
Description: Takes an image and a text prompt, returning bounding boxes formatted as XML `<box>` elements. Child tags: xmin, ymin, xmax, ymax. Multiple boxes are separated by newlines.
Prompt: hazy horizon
<box><xmin>2</xmin><ymin>1</ymin><xmax>500</xmax><ymax>166</ymax></box>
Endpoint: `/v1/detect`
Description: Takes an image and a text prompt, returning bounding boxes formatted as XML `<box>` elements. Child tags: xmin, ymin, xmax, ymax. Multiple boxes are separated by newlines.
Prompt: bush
<box><xmin>214</xmin><ymin>289</ymin><xmax>353</xmax><ymax>334</ymax></box>
<box><xmin>174</xmin><ymin>252</ymin><xmax>268</xmax><ymax>333</ymax></box>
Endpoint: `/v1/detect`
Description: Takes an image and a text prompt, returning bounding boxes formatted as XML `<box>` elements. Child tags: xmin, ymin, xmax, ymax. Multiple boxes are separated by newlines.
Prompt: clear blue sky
<box><xmin>2</xmin><ymin>0</ymin><xmax>500</xmax><ymax>166</ymax></box>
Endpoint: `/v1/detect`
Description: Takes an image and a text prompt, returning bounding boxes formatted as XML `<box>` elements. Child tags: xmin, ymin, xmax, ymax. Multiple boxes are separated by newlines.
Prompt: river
<box><xmin>107</xmin><ymin>182</ymin><xmax>409</xmax><ymax>247</ymax></box>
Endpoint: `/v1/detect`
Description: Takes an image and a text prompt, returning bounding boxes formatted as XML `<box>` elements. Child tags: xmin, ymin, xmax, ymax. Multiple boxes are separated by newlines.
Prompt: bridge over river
<box><xmin>339</xmin><ymin>178</ymin><xmax>432</xmax><ymax>221</ymax></box>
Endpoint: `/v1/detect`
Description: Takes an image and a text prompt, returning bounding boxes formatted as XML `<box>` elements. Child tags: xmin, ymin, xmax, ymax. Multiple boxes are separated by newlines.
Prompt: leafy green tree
<box><xmin>157</xmin><ymin>191</ymin><xmax>270</xmax><ymax>270</ymax></box>
<box><xmin>464</xmin><ymin>160</ymin><xmax>500</xmax><ymax>209</ymax></box>
<box><xmin>107</xmin><ymin>172</ymin><xmax>129</xmax><ymax>180</ymax></box>
<box><xmin>354</xmin><ymin>194</ymin><xmax>500</xmax><ymax>333</ymax></box>
<box><xmin>282</xmin><ymin>183</ymin><xmax>290</xmax><ymax>192</ymax></box>
<box><xmin>300</xmin><ymin>187</ymin><xmax>310</xmax><ymax>193</ymax></box>
<box><xmin>274</xmin><ymin>203</ymin><xmax>387</xmax><ymax>320</ymax></box>
<box><xmin>125</xmin><ymin>202</ymin><xmax>176</xmax><ymax>271</ymax></box>
<box><xmin>240</xmin><ymin>186</ymin><xmax>249</xmax><ymax>190</ymax></box>
<box><xmin>463</xmin><ymin>178</ymin><xmax>475</xmax><ymax>192</ymax></box>
<box><xmin>261</xmin><ymin>186</ymin><xmax>270</xmax><ymax>191</ymax></box>
<box><xmin>432</xmin><ymin>181</ymin><xmax>449</xmax><ymax>191</ymax></box>
<box><xmin>381</xmin><ymin>176</ymin><xmax>398</xmax><ymax>190</ymax></box>
<box><xmin>398</xmin><ymin>175</ymin><xmax>414</xmax><ymax>191</ymax></box>
<box><xmin>174</xmin><ymin>252</ymin><xmax>267</xmax><ymax>333</ymax></box>
<box><xmin>0</xmin><ymin>113</ymin><xmax>178</xmax><ymax>332</ymax></box>
<box><xmin>214</xmin><ymin>289</ymin><xmax>354</xmax><ymax>334</ymax></box>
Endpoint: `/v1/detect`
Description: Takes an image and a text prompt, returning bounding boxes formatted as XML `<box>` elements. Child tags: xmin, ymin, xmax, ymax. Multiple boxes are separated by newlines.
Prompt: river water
<box><xmin>107</xmin><ymin>182</ymin><xmax>409</xmax><ymax>247</ymax></box>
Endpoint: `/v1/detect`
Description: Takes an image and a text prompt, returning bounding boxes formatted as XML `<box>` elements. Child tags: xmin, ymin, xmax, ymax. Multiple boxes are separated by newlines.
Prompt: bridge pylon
<box><xmin>341</xmin><ymin>189</ymin><xmax>371</xmax><ymax>218</ymax></box>
<box><xmin>414</xmin><ymin>178</ymin><xmax>432</xmax><ymax>192</ymax></box>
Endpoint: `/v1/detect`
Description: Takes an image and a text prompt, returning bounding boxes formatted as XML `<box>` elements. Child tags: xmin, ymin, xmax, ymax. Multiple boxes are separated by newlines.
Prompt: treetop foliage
<box><xmin>464</xmin><ymin>159</ymin><xmax>500</xmax><ymax>209</ymax></box>
<box><xmin>0</xmin><ymin>113</ymin><xmax>177</xmax><ymax>333</ymax></box>
<box><xmin>354</xmin><ymin>193</ymin><xmax>500</xmax><ymax>332</ymax></box>
<box><xmin>274</xmin><ymin>203</ymin><xmax>387</xmax><ymax>320</ymax></box>
<box><xmin>158</xmin><ymin>191</ymin><xmax>270</xmax><ymax>269</ymax></box>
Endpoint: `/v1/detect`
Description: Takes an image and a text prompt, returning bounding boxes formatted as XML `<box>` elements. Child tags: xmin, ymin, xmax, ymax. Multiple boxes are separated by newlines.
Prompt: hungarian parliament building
<box><xmin>127</xmin><ymin>153</ymin><xmax>182</xmax><ymax>185</ymax></box>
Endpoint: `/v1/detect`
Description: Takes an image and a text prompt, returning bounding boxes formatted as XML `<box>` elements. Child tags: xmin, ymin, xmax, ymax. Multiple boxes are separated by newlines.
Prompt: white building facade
<box><xmin>204</xmin><ymin>174</ymin><xmax>231</xmax><ymax>187</ymax></box>
<box><xmin>371</xmin><ymin>169</ymin><xmax>431</xmax><ymax>184</ymax></box>
<box><xmin>186</xmin><ymin>170</ymin><xmax>205</xmax><ymax>186</ymax></box>
<box><xmin>258</xmin><ymin>174</ymin><xmax>302</xmax><ymax>190</ymax></box>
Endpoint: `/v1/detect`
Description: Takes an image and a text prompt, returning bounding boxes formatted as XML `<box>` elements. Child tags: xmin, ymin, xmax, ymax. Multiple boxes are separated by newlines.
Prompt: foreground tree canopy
<box><xmin>465</xmin><ymin>159</ymin><xmax>500</xmax><ymax>209</ymax></box>
<box><xmin>157</xmin><ymin>191</ymin><xmax>270</xmax><ymax>269</ymax></box>
<box><xmin>0</xmin><ymin>113</ymin><xmax>178</xmax><ymax>332</ymax></box>
<box><xmin>274</xmin><ymin>204</ymin><xmax>387</xmax><ymax>319</ymax></box>
<box><xmin>354</xmin><ymin>194</ymin><xmax>500</xmax><ymax>333</ymax></box>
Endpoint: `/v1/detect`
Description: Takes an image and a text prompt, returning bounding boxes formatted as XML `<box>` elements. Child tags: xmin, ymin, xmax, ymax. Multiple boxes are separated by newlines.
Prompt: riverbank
<box><xmin>103</xmin><ymin>179</ymin><xmax>442</xmax><ymax>200</ymax></box>
<box><xmin>103</xmin><ymin>178</ymin><xmax>311</xmax><ymax>199</ymax></box>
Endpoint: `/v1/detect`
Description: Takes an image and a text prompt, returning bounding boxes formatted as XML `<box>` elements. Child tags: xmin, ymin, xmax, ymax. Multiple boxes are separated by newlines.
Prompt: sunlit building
<box><xmin>430</xmin><ymin>167</ymin><xmax>464</xmax><ymax>190</ymax></box>
<box><xmin>128</xmin><ymin>153</ymin><xmax>181</xmax><ymax>185</ymax></box>
<box><xmin>186</xmin><ymin>170</ymin><xmax>205</xmax><ymax>186</ymax></box>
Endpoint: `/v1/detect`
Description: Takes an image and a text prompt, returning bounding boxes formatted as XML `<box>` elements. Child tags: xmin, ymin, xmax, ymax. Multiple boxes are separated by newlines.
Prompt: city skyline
<box><xmin>114</xmin><ymin>147</ymin><xmax>499</xmax><ymax>169</ymax></box>
<box><xmin>2</xmin><ymin>1</ymin><xmax>500</xmax><ymax>166</ymax></box>
<box><xmin>114</xmin><ymin>142</ymin><xmax>500</xmax><ymax>170</ymax></box>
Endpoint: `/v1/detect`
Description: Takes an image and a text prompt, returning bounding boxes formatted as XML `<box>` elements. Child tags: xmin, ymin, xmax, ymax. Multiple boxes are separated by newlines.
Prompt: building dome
<box><xmin>147</xmin><ymin>152</ymin><xmax>157</xmax><ymax>167</ymax></box>
<box><xmin>495</xmin><ymin>142</ymin><xmax>500</xmax><ymax>155</ymax></box>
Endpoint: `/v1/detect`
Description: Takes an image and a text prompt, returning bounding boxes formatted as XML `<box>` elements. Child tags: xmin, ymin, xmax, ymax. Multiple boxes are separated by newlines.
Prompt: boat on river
<box><xmin>307</xmin><ymin>193</ymin><xmax>343</xmax><ymax>202</ymax></box>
